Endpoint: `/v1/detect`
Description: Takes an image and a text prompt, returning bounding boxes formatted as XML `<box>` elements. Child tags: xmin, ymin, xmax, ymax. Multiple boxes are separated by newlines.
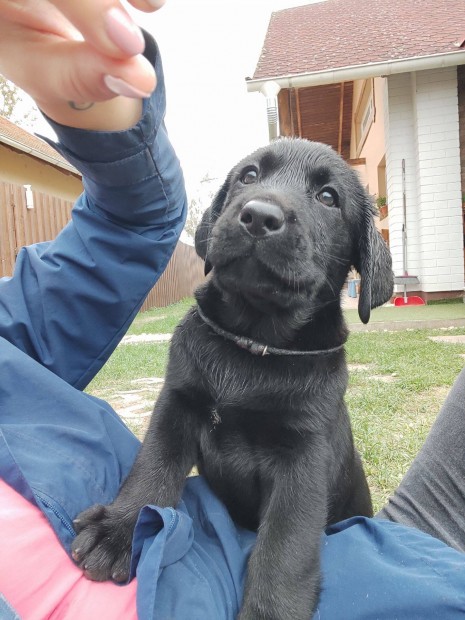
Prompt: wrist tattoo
<box><xmin>68</xmin><ymin>101</ymin><xmax>95</xmax><ymax>111</ymax></box>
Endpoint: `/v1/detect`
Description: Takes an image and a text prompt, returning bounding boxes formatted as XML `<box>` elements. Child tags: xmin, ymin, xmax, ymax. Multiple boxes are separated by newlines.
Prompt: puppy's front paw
<box><xmin>71</xmin><ymin>504</ymin><xmax>134</xmax><ymax>583</ymax></box>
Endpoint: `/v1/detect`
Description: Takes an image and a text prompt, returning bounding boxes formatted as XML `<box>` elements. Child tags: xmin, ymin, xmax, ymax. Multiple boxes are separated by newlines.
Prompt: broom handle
<box><xmin>402</xmin><ymin>159</ymin><xmax>408</xmax><ymax>277</ymax></box>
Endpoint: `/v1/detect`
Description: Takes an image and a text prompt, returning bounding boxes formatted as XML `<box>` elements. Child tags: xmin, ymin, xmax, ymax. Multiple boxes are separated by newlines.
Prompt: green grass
<box><xmin>88</xmin><ymin>342</ymin><xmax>171</xmax><ymax>393</ymax></box>
<box><xmin>428</xmin><ymin>297</ymin><xmax>465</xmax><ymax>305</ymax></box>
<box><xmin>86</xmin><ymin>297</ymin><xmax>465</xmax><ymax>513</ymax></box>
<box><xmin>127</xmin><ymin>297</ymin><xmax>194</xmax><ymax>335</ymax></box>
<box><xmin>87</xmin><ymin>298</ymin><xmax>193</xmax><ymax>393</ymax></box>
<box><xmin>345</xmin><ymin>328</ymin><xmax>465</xmax><ymax>510</ymax></box>
<box><xmin>345</xmin><ymin>299</ymin><xmax>465</xmax><ymax>324</ymax></box>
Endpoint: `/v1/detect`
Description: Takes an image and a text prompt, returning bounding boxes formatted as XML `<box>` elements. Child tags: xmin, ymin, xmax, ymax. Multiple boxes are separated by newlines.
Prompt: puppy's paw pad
<box><xmin>71</xmin><ymin>504</ymin><xmax>133</xmax><ymax>582</ymax></box>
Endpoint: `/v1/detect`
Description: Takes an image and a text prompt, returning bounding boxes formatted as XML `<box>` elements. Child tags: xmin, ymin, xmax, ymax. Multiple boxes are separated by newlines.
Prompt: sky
<box><xmin>28</xmin><ymin>0</ymin><xmax>323</xmax><ymax>207</ymax></box>
<box><xmin>131</xmin><ymin>0</ymin><xmax>322</xmax><ymax>201</ymax></box>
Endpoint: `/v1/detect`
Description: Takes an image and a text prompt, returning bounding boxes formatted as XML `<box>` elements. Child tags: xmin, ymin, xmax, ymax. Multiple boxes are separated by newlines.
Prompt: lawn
<box><xmin>88</xmin><ymin>298</ymin><xmax>193</xmax><ymax>394</ymax></box>
<box><xmin>87</xmin><ymin>297</ymin><xmax>465</xmax><ymax>512</ymax></box>
<box><xmin>345</xmin><ymin>328</ymin><xmax>464</xmax><ymax>510</ymax></box>
<box><xmin>345</xmin><ymin>299</ymin><xmax>465</xmax><ymax>326</ymax></box>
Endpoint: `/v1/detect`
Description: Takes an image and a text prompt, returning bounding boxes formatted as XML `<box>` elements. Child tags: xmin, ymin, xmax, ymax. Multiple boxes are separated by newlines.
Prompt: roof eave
<box><xmin>0</xmin><ymin>133</ymin><xmax>80</xmax><ymax>176</ymax></box>
<box><xmin>246</xmin><ymin>50</ymin><xmax>465</xmax><ymax>93</ymax></box>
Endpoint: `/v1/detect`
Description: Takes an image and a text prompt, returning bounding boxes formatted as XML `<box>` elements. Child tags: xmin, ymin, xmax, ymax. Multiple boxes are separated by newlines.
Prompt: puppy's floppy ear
<box><xmin>195</xmin><ymin>174</ymin><xmax>231</xmax><ymax>275</ymax></box>
<box><xmin>353</xmin><ymin>197</ymin><xmax>394</xmax><ymax>324</ymax></box>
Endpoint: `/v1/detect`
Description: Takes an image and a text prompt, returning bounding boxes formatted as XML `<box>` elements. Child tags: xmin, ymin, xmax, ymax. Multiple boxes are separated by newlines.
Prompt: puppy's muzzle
<box><xmin>239</xmin><ymin>200</ymin><xmax>285</xmax><ymax>238</ymax></box>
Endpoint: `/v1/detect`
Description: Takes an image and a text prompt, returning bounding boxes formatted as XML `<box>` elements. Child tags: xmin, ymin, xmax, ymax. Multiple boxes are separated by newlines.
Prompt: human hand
<box><xmin>0</xmin><ymin>0</ymin><xmax>165</xmax><ymax>129</ymax></box>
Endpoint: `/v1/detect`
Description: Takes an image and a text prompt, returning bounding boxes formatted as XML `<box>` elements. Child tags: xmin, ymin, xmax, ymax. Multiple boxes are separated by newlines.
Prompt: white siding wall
<box><xmin>385</xmin><ymin>68</ymin><xmax>464</xmax><ymax>294</ymax></box>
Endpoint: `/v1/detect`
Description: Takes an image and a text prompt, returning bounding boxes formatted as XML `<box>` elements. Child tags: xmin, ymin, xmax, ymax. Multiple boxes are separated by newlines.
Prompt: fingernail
<box><xmin>146</xmin><ymin>0</ymin><xmax>166</xmax><ymax>8</ymax></box>
<box><xmin>104</xmin><ymin>74</ymin><xmax>152</xmax><ymax>99</ymax></box>
<box><xmin>105</xmin><ymin>7</ymin><xmax>145</xmax><ymax>56</ymax></box>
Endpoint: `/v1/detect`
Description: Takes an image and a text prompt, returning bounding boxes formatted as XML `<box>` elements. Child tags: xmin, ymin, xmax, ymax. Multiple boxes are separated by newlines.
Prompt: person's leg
<box><xmin>0</xmin><ymin>479</ymin><xmax>137</xmax><ymax>620</ymax></box>
<box><xmin>0</xmin><ymin>337</ymin><xmax>141</xmax><ymax>552</ymax></box>
<box><xmin>377</xmin><ymin>366</ymin><xmax>465</xmax><ymax>552</ymax></box>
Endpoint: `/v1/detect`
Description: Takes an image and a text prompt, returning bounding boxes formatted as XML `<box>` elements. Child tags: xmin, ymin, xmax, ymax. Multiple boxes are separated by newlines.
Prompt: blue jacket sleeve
<box><xmin>0</xmin><ymin>33</ymin><xmax>187</xmax><ymax>390</ymax></box>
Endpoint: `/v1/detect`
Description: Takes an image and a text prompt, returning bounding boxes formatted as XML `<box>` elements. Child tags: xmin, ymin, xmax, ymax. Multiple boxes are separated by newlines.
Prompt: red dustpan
<box><xmin>394</xmin><ymin>295</ymin><xmax>425</xmax><ymax>306</ymax></box>
<box><xmin>393</xmin><ymin>274</ymin><xmax>426</xmax><ymax>306</ymax></box>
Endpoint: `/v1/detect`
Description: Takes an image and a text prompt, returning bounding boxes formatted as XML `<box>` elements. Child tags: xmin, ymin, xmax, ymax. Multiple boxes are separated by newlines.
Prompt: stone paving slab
<box><xmin>350</xmin><ymin>318</ymin><xmax>465</xmax><ymax>332</ymax></box>
<box><xmin>429</xmin><ymin>335</ymin><xmax>465</xmax><ymax>344</ymax></box>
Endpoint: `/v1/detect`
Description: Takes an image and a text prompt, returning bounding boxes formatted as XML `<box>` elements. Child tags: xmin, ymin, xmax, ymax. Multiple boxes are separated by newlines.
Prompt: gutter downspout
<box><xmin>260</xmin><ymin>80</ymin><xmax>281</xmax><ymax>142</ymax></box>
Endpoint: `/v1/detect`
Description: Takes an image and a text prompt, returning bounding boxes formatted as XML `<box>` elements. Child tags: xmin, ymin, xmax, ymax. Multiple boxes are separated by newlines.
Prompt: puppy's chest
<box><xmin>203</xmin><ymin>352</ymin><xmax>297</xmax><ymax>404</ymax></box>
<box><xmin>196</xmin><ymin>350</ymin><xmax>328</xmax><ymax>429</ymax></box>
<box><xmin>175</xmin><ymin>320</ymin><xmax>345</xmax><ymax>430</ymax></box>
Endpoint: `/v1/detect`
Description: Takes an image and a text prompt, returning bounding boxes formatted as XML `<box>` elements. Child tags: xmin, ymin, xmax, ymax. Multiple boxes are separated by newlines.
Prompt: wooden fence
<box><xmin>0</xmin><ymin>181</ymin><xmax>74</xmax><ymax>277</ymax></box>
<box><xmin>0</xmin><ymin>181</ymin><xmax>205</xmax><ymax>309</ymax></box>
<box><xmin>140</xmin><ymin>240</ymin><xmax>205</xmax><ymax>311</ymax></box>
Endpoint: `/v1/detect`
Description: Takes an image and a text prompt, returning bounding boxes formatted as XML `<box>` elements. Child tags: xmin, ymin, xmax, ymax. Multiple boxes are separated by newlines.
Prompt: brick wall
<box><xmin>385</xmin><ymin>68</ymin><xmax>464</xmax><ymax>296</ymax></box>
<box><xmin>459</xmin><ymin>66</ymin><xmax>465</xmax><ymax>196</ymax></box>
<box><xmin>415</xmin><ymin>68</ymin><xmax>463</xmax><ymax>292</ymax></box>
<box><xmin>458</xmin><ymin>65</ymin><xmax>465</xmax><ymax>274</ymax></box>
<box><xmin>384</xmin><ymin>73</ymin><xmax>418</xmax><ymax>279</ymax></box>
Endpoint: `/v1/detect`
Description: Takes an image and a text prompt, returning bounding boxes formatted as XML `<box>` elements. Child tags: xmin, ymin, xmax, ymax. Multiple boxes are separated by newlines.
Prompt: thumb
<box><xmin>23</xmin><ymin>38</ymin><xmax>156</xmax><ymax>107</ymax></box>
<box><xmin>49</xmin><ymin>0</ymin><xmax>163</xmax><ymax>59</ymax></box>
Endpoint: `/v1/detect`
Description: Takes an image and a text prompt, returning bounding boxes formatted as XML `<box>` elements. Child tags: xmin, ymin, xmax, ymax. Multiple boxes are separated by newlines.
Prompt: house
<box><xmin>0</xmin><ymin>114</ymin><xmax>82</xmax><ymax>199</ymax></box>
<box><xmin>246</xmin><ymin>0</ymin><xmax>465</xmax><ymax>302</ymax></box>
<box><xmin>0</xmin><ymin>116</ymin><xmax>82</xmax><ymax>277</ymax></box>
<box><xmin>0</xmin><ymin>115</ymin><xmax>205</xmax><ymax>306</ymax></box>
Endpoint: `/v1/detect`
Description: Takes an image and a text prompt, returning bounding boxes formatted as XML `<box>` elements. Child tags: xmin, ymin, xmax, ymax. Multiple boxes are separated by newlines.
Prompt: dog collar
<box><xmin>196</xmin><ymin>306</ymin><xmax>345</xmax><ymax>357</ymax></box>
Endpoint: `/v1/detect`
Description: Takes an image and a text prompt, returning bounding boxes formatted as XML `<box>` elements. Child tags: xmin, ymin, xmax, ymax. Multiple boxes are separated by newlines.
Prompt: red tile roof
<box><xmin>253</xmin><ymin>0</ymin><xmax>465</xmax><ymax>80</ymax></box>
<box><xmin>0</xmin><ymin>115</ymin><xmax>78</xmax><ymax>174</ymax></box>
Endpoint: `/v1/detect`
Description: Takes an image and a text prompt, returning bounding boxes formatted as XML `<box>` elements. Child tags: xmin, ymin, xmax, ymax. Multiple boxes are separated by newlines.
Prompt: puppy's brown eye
<box><xmin>241</xmin><ymin>168</ymin><xmax>258</xmax><ymax>184</ymax></box>
<box><xmin>317</xmin><ymin>189</ymin><xmax>338</xmax><ymax>208</ymax></box>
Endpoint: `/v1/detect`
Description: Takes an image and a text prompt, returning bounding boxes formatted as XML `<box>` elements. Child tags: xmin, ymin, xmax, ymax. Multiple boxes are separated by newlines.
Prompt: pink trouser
<box><xmin>0</xmin><ymin>480</ymin><xmax>137</xmax><ymax>620</ymax></box>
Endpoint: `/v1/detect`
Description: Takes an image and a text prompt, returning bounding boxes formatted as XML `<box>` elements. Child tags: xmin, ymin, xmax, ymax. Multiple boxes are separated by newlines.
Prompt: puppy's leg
<box><xmin>239</xmin><ymin>445</ymin><xmax>329</xmax><ymax>620</ymax></box>
<box><xmin>346</xmin><ymin>449</ymin><xmax>373</xmax><ymax>518</ymax></box>
<box><xmin>71</xmin><ymin>386</ymin><xmax>198</xmax><ymax>582</ymax></box>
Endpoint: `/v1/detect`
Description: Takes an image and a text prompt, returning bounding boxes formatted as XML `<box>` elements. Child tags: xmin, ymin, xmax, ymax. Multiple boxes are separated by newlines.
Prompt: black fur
<box><xmin>72</xmin><ymin>138</ymin><xmax>393</xmax><ymax>619</ymax></box>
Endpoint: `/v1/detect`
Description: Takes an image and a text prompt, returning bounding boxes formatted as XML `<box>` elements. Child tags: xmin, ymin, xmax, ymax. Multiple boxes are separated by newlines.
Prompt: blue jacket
<box><xmin>1</xmin><ymin>35</ymin><xmax>465</xmax><ymax>620</ymax></box>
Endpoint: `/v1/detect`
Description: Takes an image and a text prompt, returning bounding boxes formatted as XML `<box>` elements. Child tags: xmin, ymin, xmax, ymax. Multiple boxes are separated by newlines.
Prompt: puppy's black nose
<box><xmin>239</xmin><ymin>200</ymin><xmax>285</xmax><ymax>237</ymax></box>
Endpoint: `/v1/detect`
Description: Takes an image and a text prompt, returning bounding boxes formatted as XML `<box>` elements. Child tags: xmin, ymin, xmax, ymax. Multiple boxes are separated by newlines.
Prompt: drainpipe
<box><xmin>260</xmin><ymin>81</ymin><xmax>281</xmax><ymax>142</ymax></box>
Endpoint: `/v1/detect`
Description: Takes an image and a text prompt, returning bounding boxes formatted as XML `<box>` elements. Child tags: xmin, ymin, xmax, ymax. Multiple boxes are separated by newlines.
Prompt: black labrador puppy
<box><xmin>72</xmin><ymin>138</ymin><xmax>393</xmax><ymax>620</ymax></box>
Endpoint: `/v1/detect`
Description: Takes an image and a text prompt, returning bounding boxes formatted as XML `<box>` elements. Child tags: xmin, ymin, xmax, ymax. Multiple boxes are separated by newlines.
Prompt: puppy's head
<box><xmin>195</xmin><ymin>138</ymin><xmax>393</xmax><ymax>323</ymax></box>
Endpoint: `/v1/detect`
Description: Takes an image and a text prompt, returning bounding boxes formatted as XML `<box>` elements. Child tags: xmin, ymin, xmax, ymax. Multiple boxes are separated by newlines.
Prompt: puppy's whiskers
<box><xmin>317</xmin><ymin>252</ymin><xmax>350</xmax><ymax>266</ymax></box>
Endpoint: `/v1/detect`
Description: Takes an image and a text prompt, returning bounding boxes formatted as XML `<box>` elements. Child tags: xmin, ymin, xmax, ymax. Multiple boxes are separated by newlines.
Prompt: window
<box><xmin>361</xmin><ymin>97</ymin><xmax>374</xmax><ymax>138</ymax></box>
<box><xmin>355</xmin><ymin>80</ymin><xmax>375</xmax><ymax>154</ymax></box>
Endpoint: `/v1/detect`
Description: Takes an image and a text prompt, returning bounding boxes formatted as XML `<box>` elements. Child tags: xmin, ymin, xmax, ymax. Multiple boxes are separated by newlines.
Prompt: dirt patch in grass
<box><xmin>368</xmin><ymin>374</ymin><xmax>398</xmax><ymax>383</ymax></box>
<box><xmin>348</xmin><ymin>363</ymin><xmax>372</xmax><ymax>372</ymax></box>
<box><xmin>134</xmin><ymin>314</ymin><xmax>167</xmax><ymax>325</ymax></box>
<box><xmin>94</xmin><ymin>377</ymin><xmax>164</xmax><ymax>439</ymax></box>
<box><xmin>429</xmin><ymin>335</ymin><xmax>465</xmax><ymax>345</ymax></box>
<box><xmin>121</xmin><ymin>333</ymin><xmax>172</xmax><ymax>345</ymax></box>
<box><xmin>349</xmin><ymin>363</ymin><xmax>398</xmax><ymax>383</ymax></box>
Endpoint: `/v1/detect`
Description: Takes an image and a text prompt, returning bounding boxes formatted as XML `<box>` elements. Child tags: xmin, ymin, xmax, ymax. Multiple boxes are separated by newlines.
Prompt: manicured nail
<box><xmin>104</xmin><ymin>74</ymin><xmax>152</xmax><ymax>99</ymax></box>
<box><xmin>105</xmin><ymin>7</ymin><xmax>145</xmax><ymax>56</ymax></box>
<box><xmin>146</xmin><ymin>0</ymin><xmax>166</xmax><ymax>8</ymax></box>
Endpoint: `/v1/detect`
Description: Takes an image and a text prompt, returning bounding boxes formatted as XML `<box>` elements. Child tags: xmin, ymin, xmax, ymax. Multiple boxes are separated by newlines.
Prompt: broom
<box><xmin>394</xmin><ymin>159</ymin><xmax>425</xmax><ymax>306</ymax></box>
